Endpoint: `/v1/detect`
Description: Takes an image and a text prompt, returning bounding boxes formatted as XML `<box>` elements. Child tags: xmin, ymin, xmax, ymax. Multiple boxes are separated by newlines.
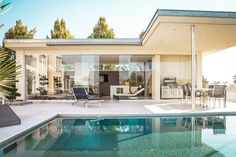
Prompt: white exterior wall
<box><xmin>160</xmin><ymin>54</ymin><xmax>202</xmax><ymax>88</ymax></box>
<box><xmin>197</xmin><ymin>52</ymin><xmax>203</xmax><ymax>89</ymax></box>
<box><xmin>160</xmin><ymin>56</ymin><xmax>191</xmax><ymax>84</ymax></box>
<box><xmin>152</xmin><ymin>55</ymin><xmax>161</xmax><ymax>100</ymax></box>
<box><xmin>15</xmin><ymin>50</ymin><xmax>26</xmax><ymax>100</ymax></box>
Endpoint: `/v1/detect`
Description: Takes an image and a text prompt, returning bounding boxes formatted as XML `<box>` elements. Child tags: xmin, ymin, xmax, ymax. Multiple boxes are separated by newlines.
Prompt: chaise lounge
<box><xmin>72</xmin><ymin>87</ymin><xmax>102</xmax><ymax>108</ymax></box>
<box><xmin>113</xmin><ymin>88</ymin><xmax>144</xmax><ymax>101</ymax></box>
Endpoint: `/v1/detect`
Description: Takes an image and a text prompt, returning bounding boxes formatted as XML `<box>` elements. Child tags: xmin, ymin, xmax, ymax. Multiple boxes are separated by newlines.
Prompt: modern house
<box><xmin>4</xmin><ymin>9</ymin><xmax>236</xmax><ymax>101</ymax></box>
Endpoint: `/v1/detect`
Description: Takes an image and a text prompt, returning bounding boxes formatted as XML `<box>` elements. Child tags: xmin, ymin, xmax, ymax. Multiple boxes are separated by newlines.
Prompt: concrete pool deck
<box><xmin>1</xmin><ymin>99</ymin><xmax>236</xmax><ymax>147</ymax></box>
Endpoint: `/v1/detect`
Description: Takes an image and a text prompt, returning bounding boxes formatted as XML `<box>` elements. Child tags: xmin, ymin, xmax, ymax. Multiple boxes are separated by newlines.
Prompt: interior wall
<box><xmin>160</xmin><ymin>55</ymin><xmax>191</xmax><ymax>85</ymax></box>
<box><xmin>99</xmin><ymin>71</ymin><xmax>119</xmax><ymax>96</ymax></box>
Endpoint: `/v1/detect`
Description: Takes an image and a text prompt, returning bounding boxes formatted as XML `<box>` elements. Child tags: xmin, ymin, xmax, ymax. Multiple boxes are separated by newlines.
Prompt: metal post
<box><xmin>191</xmin><ymin>25</ymin><xmax>196</xmax><ymax>111</ymax></box>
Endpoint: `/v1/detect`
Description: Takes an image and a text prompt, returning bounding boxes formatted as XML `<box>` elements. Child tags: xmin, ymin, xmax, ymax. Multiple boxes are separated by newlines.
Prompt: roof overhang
<box><xmin>47</xmin><ymin>38</ymin><xmax>141</xmax><ymax>46</ymax></box>
<box><xmin>4</xmin><ymin>9</ymin><xmax>236</xmax><ymax>55</ymax></box>
<box><xmin>142</xmin><ymin>9</ymin><xmax>236</xmax><ymax>54</ymax></box>
<box><xmin>3</xmin><ymin>39</ymin><xmax>143</xmax><ymax>52</ymax></box>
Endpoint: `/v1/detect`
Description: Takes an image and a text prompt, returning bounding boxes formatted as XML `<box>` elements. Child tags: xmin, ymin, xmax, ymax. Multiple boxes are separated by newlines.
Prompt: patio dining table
<box><xmin>196</xmin><ymin>88</ymin><xmax>213</xmax><ymax>107</ymax></box>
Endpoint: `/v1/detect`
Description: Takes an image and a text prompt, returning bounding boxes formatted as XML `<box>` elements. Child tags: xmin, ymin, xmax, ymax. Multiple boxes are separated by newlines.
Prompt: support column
<box><xmin>191</xmin><ymin>25</ymin><xmax>196</xmax><ymax>111</ymax></box>
<box><xmin>152</xmin><ymin>55</ymin><xmax>161</xmax><ymax>100</ymax></box>
<box><xmin>16</xmin><ymin>50</ymin><xmax>26</xmax><ymax>101</ymax></box>
<box><xmin>196</xmin><ymin>52</ymin><xmax>203</xmax><ymax>89</ymax></box>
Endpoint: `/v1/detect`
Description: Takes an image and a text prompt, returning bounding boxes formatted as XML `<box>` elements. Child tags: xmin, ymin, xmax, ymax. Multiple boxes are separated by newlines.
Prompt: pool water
<box><xmin>1</xmin><ymin>116</ymin><xmax>236</xmax><ymax>157</ymax></box>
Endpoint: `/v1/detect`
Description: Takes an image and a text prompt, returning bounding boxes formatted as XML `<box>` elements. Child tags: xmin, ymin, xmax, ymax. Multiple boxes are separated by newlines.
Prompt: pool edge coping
<box><xmin>0</xmin><ymin>115</ymin><xmax>58</xmax><ymax>149</ymax></box>
<box><xmin>58</xmin><ymin>111</ymin><xmax>236</xmax><ymax>118</ymax></box>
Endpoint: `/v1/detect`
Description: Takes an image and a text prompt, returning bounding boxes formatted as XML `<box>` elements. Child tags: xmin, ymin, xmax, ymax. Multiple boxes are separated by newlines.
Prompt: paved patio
<box><xmin>1</xmin><ymin>99</ymin><xmax>236</xmax><ymax>147</ymax></box>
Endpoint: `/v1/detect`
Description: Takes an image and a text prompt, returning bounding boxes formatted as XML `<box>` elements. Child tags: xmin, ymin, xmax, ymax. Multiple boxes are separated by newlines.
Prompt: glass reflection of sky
<box><xmin>202</xmin><ymin>116</ymin><xmax>236</xmax><ymax>157</ymax></box>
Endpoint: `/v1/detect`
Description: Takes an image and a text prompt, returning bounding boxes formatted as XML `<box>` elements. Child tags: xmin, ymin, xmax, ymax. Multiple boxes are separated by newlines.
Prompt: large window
<box><xmin>25</xmin><ymin>54</ymin><xmax>152</xmax><ymax>100</ymax></box>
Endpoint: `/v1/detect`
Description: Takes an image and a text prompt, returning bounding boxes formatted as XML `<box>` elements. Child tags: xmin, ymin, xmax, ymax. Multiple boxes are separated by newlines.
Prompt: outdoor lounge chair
<box><xmin>72</xmin><ymin>87</ymin><xmax>102</xmax><ymax>108</ymax></box>
<box><xmin>113</xmin><ymin>88</ymin><xmax>144</xmax><ymax>101</ymax></box>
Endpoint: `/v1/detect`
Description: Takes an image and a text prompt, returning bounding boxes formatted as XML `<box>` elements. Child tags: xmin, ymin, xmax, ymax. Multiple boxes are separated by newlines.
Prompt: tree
<box><xmin>54</xmin><ymin>77</ymin><xmax>62</xmax><ymax>94</ymax></box>
<box><xmin>50</xmin><ymin>19</ymin><xmax>71</xmax><ymax>39</ymax></box>
<box><xmin>4</xmin><ymin>19</ymin><xmax>36</xmax><ymax>39</ymax></box>
<box><xmin>6</xmin><ymin>85</ymin><xmax>21</xmax><ymax>102</ymax></box>
<box><xmin>4</xmin><ymin>19</ymin><xmax>36</xmax><ymax>68</ymax></box>
<box><xmin>1</xmin><ymin>1</ymin><xmax>21</xmax><ymax>100</ymax></box>
<box><xmin>37</xmin><ymin>74</ymin><xmax>49</xmax><ymax>96</ymax></box>
<box><xmin>0</xmin><ymin>2</ymin><xmax>11</xmax><ymax>11</ymax></box>
<box><xmin>88</xmin><ymin>17</ymin><xmax>115</xmax><ymax>39</ymax></box>
<box><xmin>139</xmin><ymin>30</ymin><xmax>145</xmax><ymax>39</ymax></box>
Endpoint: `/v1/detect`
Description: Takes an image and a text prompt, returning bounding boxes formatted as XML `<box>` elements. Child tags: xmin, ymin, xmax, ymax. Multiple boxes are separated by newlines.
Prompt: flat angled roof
<box><xmin>157</xmin><ymin>9</ymin><xmax>236</xmax><ymax>18</ymax></box>
<box><xmin>142</xmin><ymin>9</ymin><xmax>236</xmax><ymax>41</ymax></box>
<box><xmin>46</xmin><ymin>38</ymin><xmax>141</xmax><ymax>46</ymax></box>
<box><xmin>4</xmin><ymin>38</ymin><xmax>141</xmax><ymax>45</ymax></box>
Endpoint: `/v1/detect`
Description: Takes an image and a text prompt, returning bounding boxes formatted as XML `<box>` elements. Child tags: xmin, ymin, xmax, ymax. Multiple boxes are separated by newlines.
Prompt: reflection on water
<box><xmin>1</xmin><ymin>116</ymin><xmax>236</xmax><ymax>157</ymax></box>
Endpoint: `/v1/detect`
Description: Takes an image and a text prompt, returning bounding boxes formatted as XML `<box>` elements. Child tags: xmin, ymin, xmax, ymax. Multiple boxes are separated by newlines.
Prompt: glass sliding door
<box><xmin>98</xmin><ymin>55</ymin><xmax>152</xmax><ymax>99</ymax></box>
<box><xmin>25</xmin><ymin>53</ymin><xmax>152</xmax><ymax>100</ymax></box>
<box><xmin>26</xmin><ymin>54</ymin><xmax>48</xmax><ymax>99</ymax></box>
<box><xmin>25</xmin><ymin>54</ymin><xmax>100</xmax><ymax>100</ymax></box>
<box><xmin>63</xmin><ymin>55</ymin><xmax>99</xmax><ymax>95</ymax></box>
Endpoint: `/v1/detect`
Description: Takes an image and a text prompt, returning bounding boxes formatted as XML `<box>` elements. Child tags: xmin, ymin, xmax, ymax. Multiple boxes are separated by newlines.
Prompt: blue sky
<box><xmin>1</xmin><ymin>0</ymin><xmax>236</xmax><ymax>40</ymax></box>
<box><xmin>1</xmin><ymin>0</ymin><xmax>236</xmax><ymax>82</ymax></box>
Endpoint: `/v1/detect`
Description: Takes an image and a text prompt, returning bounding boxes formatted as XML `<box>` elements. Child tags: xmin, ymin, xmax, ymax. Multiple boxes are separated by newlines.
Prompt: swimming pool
<box><xmin>1</xmin><ymin>115</ymin><xmax>236</xmax><ymax>157</ymax></box>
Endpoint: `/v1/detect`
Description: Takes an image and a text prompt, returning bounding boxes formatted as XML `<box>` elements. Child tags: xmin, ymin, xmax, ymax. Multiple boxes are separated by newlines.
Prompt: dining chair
<box><xmin>208</xmin><ymin>85</ymin><xmax>227</xmax><ymax>107</ymax></box>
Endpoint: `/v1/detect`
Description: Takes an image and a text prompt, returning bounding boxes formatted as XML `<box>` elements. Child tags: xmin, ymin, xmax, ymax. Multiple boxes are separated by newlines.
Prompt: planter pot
<box><xmin>0</xmin><ymin>104</ymin><xmax>21</xmax><ymax>128</ymax></box>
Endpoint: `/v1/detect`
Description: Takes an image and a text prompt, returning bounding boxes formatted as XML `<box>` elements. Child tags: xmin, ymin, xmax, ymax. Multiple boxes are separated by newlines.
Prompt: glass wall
<box><xmin>62</xmin><ymin>55</ymin><xmax>99</xmax><ymax>95</ymax></box>
<box><xmin>25</xmin><ymin>54</ymin><xmax>152</xmax><ymax>100</ymax></box>
<box><xmin>98</xmin><ymin>55</ymin><xmax>152</xmax><ymax>98</ymax></box>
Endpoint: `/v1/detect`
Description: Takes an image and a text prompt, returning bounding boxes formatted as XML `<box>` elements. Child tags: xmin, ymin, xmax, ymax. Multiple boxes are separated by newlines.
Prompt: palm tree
<box><xmin>0</xmin><ymin>1</ymin><xmax>11</xmax><ymax>16</ymax></box>
<box><xmin>0</xmin><ymin>2</ymin><xmax>11</xmax><ymax>10</ymax></box>
<box><xmin>0</xmin><ymin>48</ymin><xmax>21</xmax><ymax>99</ymax></box>
<box><xmin>0</xmin><ymin>1</ymin><xmax>21</xmax><ymax>101</ymax></box>
<box><xmin>0</xmin><ymin>1</ymin><xmax>11</xmax><ymax>29</ymax></box>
